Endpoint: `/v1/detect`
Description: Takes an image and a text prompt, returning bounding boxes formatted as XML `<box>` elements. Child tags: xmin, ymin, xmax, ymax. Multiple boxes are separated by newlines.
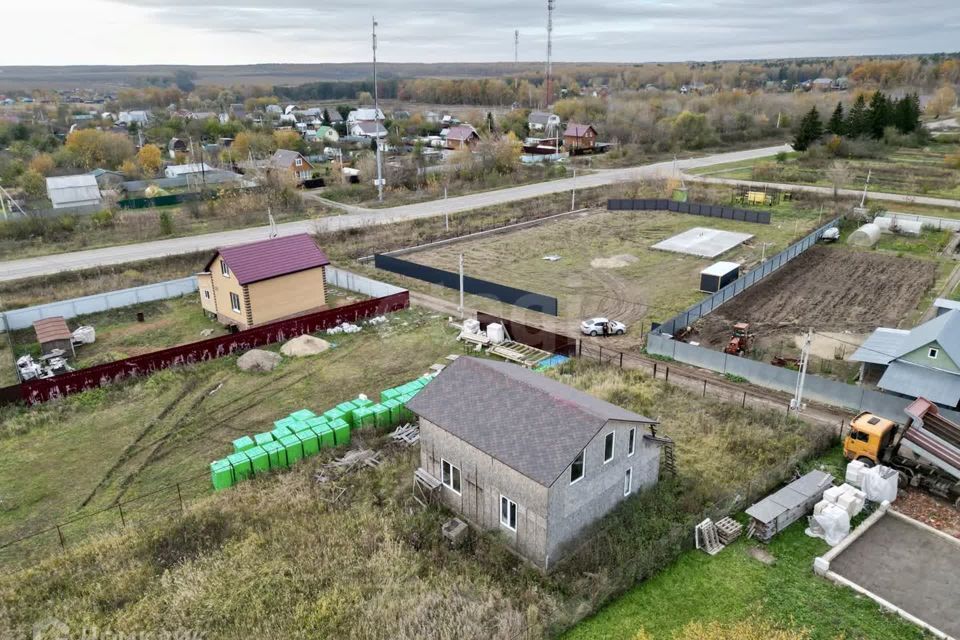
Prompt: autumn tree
<box><xmin>65</xmin><ymin>129</ymin><xmax>135</xmax><ymax>170</ymax></box>
<box><xmin>19</xmin><ymin>169</ymin><xmax>46</xmax><ymax>200</ymax></box>
<box><xmin>273</xmin><ymin>130</ymin><xmax>305</xmax><ymax>154</ymax></box>
<box><xmin>233</xmin><ymin>131</ymin><xmax>276</xmax><ymax>159</ymax></box>
<box><xmin>927</xmin><ymin>85</ymin><xmax>957</xmax><ymax>118</ymax></box>
<box><xmin>137</xmin><ymin>144</ymin><xmax>163</xmax><ymax>176</ymax></box>
<box><xmin>28</xmin><ymin>153</ymin><xmax>56</xmax><ymax>176</ymax></box>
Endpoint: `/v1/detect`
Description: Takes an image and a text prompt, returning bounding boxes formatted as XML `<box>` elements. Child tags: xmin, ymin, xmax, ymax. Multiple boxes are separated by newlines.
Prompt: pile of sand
<box><xmin>281</xmin><ymin>334</ymin><xmax>331</xmax><ymax>357</ymax></box>
<box><xmin>237</xmin><ymin>349</ymin><xmax>281</xmax><ymax>372</ymax></box>
<box><xmin>591</xmin><ymin>254</ymin><xmax>639</xmax><ymax>269</ymax></box>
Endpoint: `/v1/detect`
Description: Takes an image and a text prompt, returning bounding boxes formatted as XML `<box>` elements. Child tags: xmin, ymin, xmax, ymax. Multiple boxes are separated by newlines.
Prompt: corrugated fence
<box><xmin>3</xmin><ymin>292</ymin><xmax>409</xmax><ymax>406</ymax></box>
<box><xmin>1</xmin><ymin>277</ymin><xmax>199</xmax><ymax>332</ymax></box>
<box><xmin>374</xmin><ymin>253</ymin><xmax>559</xmax><ymax>316</ymax></box>
<box><xmin>608</xmin><ymin>198</ymin><xmax>772</xmax><ymax>224</ymax></box>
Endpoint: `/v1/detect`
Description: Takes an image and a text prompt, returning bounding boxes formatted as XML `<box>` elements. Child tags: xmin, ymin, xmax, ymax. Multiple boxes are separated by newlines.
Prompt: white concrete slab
<box><xmin>652</xmin><ymin>227</ymin><xmax>754</xmax><ymax>258</ymax></box>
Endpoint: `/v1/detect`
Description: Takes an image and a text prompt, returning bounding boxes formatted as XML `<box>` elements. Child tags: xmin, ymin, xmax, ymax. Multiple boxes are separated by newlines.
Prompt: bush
<box><xmin>158</xmin><ymin>210</ymin><xmax>174</xmax><ymax>236</ymax></box>
<box><xmin>90</xmin><ymin>209</ymin><xmax>115</xmax><ymax>228</ymax></box>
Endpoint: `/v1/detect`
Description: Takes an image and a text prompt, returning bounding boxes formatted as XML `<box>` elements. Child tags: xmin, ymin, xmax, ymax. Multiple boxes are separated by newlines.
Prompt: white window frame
<box><xmin>570</xmin><ymin>449</ymin><xmax>585</xmax><ymax>485</ymax></box>
<box><xmin>295</xmin><ymin>157</ymin><xmax>303</xmax><ymax>167</ymax></box>
<box><xmin>500</xmin><ymin>495</ymin><xmax>517</xmax><ymax>532</ymax></box>
<box><xmin>229</xmin><ymin>292</ymin><xmax>241</xmax><ymax>313</ymax></box>
<box><xmin>220</xmin><ymin>261</ymin><xmax>230</xmax><ymax>277</ymax></box>
<box><xmin>441</xmin><ymin>458</ymin><xmax>461</xmax><ymax>495</ymax></box>
<box><xmin>624</xmin><ymin>468</ymin><xmax>633</xmax><ymax>496</ymax></box>
<box><xmin>928</xmin><ymin>347</ymin><xmax>939</xmax><ymax>359</ymax></box>
<box><xmin>628</xmin><ymin>427</ymin><xmax>636</xmax><ymax>457</ymax></box>
<box><xmin>603</xmin><ymin>432</ymin><xmax>615</xmax><ymax>464</ymax></box>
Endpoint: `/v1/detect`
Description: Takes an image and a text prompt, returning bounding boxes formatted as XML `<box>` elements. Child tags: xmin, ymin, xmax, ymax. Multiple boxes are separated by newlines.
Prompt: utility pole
<box><xmin>791</xmin><ymin>329</ymin><xmax>812</xmax><ymax>412</ymax></box>
<box><xmin>458</xmin><ymin>254</ymin><xmax>465</xmax><ymax>320</ymax></box>
<box><xmin>545</xmin><ymin>0</ymin><xmax>555</xmax><ymax>109</ymax></box>
<box><xmin>372</xmin><ymin>16</ymin><xmax>384</xmax><ymax>202</ymax></box>
<box><xmin>859</xmin><ymin>168</ymin><xmax>872</xmax><ymax>208</ymax></box>
<box><xmin>571</xmin><ymin>167</ymin><xmax>576</xmax><ymax>210</ymax></box>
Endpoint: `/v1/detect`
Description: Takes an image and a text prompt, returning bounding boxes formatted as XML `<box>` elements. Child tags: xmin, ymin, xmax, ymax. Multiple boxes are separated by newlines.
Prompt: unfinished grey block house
<box><xmin>408</xmin><ymin>356</ymin><xmax>663</xmax><ymax>569</ymax></box>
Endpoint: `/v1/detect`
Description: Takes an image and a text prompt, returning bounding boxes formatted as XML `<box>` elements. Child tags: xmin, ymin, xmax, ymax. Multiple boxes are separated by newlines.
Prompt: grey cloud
<box><xmin>112</xmin><ymin>0</ymin><xmax>960</xmax><ymax>61</ymax></box>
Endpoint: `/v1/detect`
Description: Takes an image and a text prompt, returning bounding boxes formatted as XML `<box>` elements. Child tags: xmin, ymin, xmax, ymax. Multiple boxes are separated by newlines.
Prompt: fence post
<box><xmin>653</xmin><ymin>362</ymin><xmax>658</xmax><ymax>378</ymax></box>
<box><xmin>619</xmin><ymin>352</ymin><xmax>623</xmax><ymax>369</ymax></box>
<box><xmin>176</xmin><ymin>483</ymin><xmax>184</xmax><ymax>514</ymax></box>
<box><xmin>703</xmin><ymin>380</ymin><xmax>707</xmax><ymax>397</ymax></box>
<box><xmin>117</xmin><ymin>503</ymin><xmax>126</xmax><ymax>528</ymax></box>
<box><xmin>598</xmin><ymin>346</ymin><xmax>602</xmax><ymax>364</ymax></box>
<box><xmin>742</xmin><ymin>391</ymin><xmax>746</xmax><ymax>408</ymax></box>
<box><xmin>665</xmin><ymin>366</ymin><xmax>670</xmax><ymax>382</ymax></box>
<box><xmin>56</xmin><ymin>525</ymin><xmax>65</xmax><ymax>549</ymax></box>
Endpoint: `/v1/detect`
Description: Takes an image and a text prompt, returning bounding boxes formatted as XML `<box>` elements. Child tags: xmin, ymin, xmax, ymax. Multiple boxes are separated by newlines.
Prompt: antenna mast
<box><xmin>372</xmin><ymin>16</ymin><xmax>384</xmax><ymax>202</ymax></box>
<box><xmin>545</xmin><ymin>0</ymin><xmax>555</xmax><ymax>108</ymax></box>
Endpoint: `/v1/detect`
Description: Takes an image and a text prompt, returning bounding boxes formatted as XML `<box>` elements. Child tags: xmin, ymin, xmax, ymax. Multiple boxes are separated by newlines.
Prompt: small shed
<box><xmin>746</xmin><ymin>469</ymin><xmax>833</xmax><ymax>542</ymax></box>
<box><xmin>699</xmin><ymin>261</ymin><xmax>740</xmax><ymax>293</ymax></box>
<box><xmin>33</xmin><ymin>317</ymin><xmax>75</xmax><ymax>357</ymax></box>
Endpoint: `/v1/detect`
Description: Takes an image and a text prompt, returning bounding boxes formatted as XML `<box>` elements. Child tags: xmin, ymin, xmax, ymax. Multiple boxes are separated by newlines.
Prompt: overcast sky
<box><xmin>4</xmin><ymin>0</ymin><xmax>960</xmax><ymax>65</ymax></box>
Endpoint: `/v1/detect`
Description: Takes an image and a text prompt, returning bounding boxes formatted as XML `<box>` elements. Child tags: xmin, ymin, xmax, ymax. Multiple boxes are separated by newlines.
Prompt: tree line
<box><xmin>793</xmin><ymin>91</ymin><xmax>922</xmax><ymax>151</ymax></box>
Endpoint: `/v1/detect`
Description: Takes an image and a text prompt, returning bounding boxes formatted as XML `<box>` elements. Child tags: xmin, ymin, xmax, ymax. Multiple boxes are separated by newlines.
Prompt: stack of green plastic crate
<box><xmin>210</xmin><ymin>406</ymin><xmax>356</xmax><ymax>490</ymax></box>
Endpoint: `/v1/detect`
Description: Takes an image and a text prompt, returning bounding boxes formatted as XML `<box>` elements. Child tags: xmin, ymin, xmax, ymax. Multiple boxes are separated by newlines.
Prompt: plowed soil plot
<box><xmin>696</xmin><ymin>246</ymin><xmax>937</xmax><ymax>348</ymax></box>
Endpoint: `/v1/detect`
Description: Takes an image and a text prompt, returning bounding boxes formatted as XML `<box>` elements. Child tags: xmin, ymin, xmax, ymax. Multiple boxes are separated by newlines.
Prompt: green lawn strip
<box><xmin>564</xmin><ymin>517</ymin><xmax>923</xmax><ymax>640</ymax></box>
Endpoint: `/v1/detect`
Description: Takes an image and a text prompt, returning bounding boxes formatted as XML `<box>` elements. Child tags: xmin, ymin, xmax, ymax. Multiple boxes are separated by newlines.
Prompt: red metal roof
<box><xmin>207</xmin><ymin>234</ymin><xmax>330</xmax><ymax>285</ymax></box>
<box><xmin>33</xmin><ymin>316</ymin><xmax>72</xmax><ymax>344</ymax></box>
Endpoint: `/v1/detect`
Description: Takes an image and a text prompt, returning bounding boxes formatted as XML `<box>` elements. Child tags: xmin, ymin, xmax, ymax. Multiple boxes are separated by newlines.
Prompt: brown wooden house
<box><xmin>563</xmin><ymin>124</ymin><xmax>598</xmax><ymax>153</ymax></box>
<box><xmin>269</xmin><ymin>149</ymin><xmax>314</xmax><ymax>184</ymax></box>
<box><xmin>446</xmin><ymin>125</ymin><xmax>480</xmax><ymax>150</ymax></box>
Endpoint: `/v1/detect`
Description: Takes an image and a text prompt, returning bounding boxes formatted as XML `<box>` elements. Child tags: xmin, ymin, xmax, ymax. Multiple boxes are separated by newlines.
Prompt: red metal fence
<box><xmin>2</xmin><ymin>292</ymin><xmax>409</xmax><ymax>406</ymax></box>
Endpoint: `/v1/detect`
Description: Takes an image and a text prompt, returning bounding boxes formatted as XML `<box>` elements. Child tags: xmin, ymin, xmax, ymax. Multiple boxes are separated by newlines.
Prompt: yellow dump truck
<box><xmin>844</xmin><ymin>397</ymin><xmax>960</xmax><ymax>506</ymax></box>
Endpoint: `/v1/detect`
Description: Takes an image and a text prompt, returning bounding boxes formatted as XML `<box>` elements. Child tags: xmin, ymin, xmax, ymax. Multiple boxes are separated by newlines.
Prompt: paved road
<box><xmin>685</xmin><ymin>175</ymin><xmax>960</xmax><ymax>209</ymax></box>
<box><xmin>0</xmin><ymin>144</ymin><xmax>791</xmax><ymax>282</ymax></box>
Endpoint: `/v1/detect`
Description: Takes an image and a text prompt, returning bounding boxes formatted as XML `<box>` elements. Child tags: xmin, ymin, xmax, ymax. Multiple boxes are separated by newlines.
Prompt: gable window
<box><xmin>295</xmin><ymin>157</ymin><xmax>303</xmax><ymax>167</ymax></box>
<box><xmin>928</xmin><ymin>347</ymin><xmax>939</xmax><ymax>359</ymax></box>
<box><xmin>500</xmin><ymin>495</ymin><xmax>517</xmax><ymax>531</ymax></box>
<box><xmin>628</xmin><ymin>427</ymin><xmax>636</xmax><ymax>457</ymax></box>
<box><xmin>570</xmin><ymin>450</ymin><xmax>585</xmax><ymax>484</ymax></box>
<box><xmin>441</xmin><ymin>459</ymin><xmax>461</xmax><ymax>494</ymax></box>
<box><xmin>624</xmin><ymin>468</ymin><xmax>633</xmax><ymax>496</ymax></box>
<box><xmin>229</xmin><ymin>292</ymin><xmax>241</xmax><ymax>313</ymax></box>
<box><xmin>203</xmin><ymin>290</ymin><xmax>211</xmax><ymax>300</ymax></box>
<box><xmin>220</xmin><ymin>261</ymin><xmax>230</xmax><ymax>277</ymax></box>
<box><xmin>604</xmin><ymin>432</ymin><xmax>615</xmax><ymax>463</ymax></box>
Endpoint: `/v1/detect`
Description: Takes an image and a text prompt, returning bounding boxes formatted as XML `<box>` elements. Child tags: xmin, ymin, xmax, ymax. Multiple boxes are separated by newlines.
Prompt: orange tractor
<box><xmin>724</xmin><ymin>322</ymin><xmax>752</xmax><ymax>356</ymax></box>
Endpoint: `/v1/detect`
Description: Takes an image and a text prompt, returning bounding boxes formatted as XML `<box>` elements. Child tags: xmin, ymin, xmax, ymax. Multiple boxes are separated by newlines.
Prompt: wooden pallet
<box><xmin>695</xmin><ymin>518</ymin><xmax>725</xmax><ymax>556</ymax></box>
<box><xmin>715</xmin><ymin>517</ymin><xmax>743</xmax><ymax>545</ymax></box>
<box><xmin>488</xmin><ymin>340</ymin><xmax>551</xmax><ymax>368</ymax></box>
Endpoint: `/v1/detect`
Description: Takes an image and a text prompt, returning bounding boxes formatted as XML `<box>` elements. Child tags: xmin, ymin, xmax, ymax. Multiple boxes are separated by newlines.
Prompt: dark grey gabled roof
<box><xmin>406</xmin><ymin>357</ymin><xmax>656</xmax><ymax>487</ymax></box>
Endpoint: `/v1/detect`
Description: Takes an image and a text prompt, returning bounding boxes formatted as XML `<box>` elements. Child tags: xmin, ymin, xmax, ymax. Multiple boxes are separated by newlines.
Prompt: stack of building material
<box><xmin>746</xmin><ymin>470</ymin><xmax>834</xmax><ymax>542</ymax></box>
<box><xmin>695</xmin><ymin>518</ymin><xmax>724</xmax><ymax>555</ymax></box>
<box><xmin>821</xmin><ymin>483</ymin><xmax>866</xmax><ymax>518</ymax></box>
<box><xmin>715</xmin><ymin>517</ymin><xmax>743</xmax><ymax>545</ymax></box>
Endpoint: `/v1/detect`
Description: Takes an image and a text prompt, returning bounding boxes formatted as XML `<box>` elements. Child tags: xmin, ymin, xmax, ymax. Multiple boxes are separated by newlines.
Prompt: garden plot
<box><xmin>695</xmin><ymin>246</ymin><xmax>938</xmax><ymax>356</ymax></box>
<box><xmin>399</xmin><ymin>209</ymin><xmax>819</xmax><ymax>349</ymax></box>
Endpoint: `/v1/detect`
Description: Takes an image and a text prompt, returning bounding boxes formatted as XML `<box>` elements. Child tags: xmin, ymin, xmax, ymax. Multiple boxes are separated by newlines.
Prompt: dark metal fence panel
<box><xmin>375</xmin><ymin>254</ymin><xmax>559</xmax><ymax>316</ymax></box>
<box><xmin>14</xmin><ymin>292</ymin><xmax>409</xmax><ymax>406</ymax></box>
<box><xmin>476</xmin><ymin>312</ymin><xmax>578</xmax><ymax>356</ymax></box>
<box><xmin>606</xmin><ymin>199</ymin><xmax>772</xmax><ymax>225</ymax></box>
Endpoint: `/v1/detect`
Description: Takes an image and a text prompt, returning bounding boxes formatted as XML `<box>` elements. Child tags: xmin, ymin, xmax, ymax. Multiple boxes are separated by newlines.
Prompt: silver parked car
<box><xmin>580</xmin><ymin>317</ymin><xmax>626</xmax><ymax>337</ymax></box>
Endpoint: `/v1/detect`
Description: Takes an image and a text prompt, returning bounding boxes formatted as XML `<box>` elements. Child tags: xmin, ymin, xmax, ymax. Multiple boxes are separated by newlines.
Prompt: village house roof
<box><xmin>407</xmin><ymin>357</ymin><xmax>656</xmax><ymax>487</ymax></box>
<box><xmin>564</xmin><ymin>123</ymin><xmax>596</xmax><ymax>137</ymax></box>
<box><xmin>528</xmin><ymin>111</ymin><xmax>557</xmax><ymax>126</ymax></box>
<box><xmin>270</xmin><ymin>149</ymin><xmax>308</xmax><ymax>168</ymax></box>
<box><xmin>446</xmin><ymin>125</ymin><xmax>478</xmax><ymax>142</ymax></box>
<box><xmin>205</xmin><ymin>233</ymin><xmax>330</xmax><ymax>286</ymax></box>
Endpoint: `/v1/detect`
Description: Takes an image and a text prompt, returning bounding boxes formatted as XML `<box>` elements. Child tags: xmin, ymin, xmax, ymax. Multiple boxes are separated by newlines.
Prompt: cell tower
<box><xmin>545</xmin><ymin>0</ymin><xmax>555</xmax><ymax>108</ymax></box>
<box><xmin>515</xmin><ymin>29</ymin><xmax>519</xmax><ymax>64</ymax></box>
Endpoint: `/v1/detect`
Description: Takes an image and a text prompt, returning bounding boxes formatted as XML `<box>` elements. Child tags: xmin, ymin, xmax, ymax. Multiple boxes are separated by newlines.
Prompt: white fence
<box><xmin>1</xmin><ymin>277</ymin><xmax>199</xmax><ymax>332</ymax></box>
<box><xmin>878</xmin><ymin>212</ymin><xmax>960</xmax><ymax>232</ymax></box>
<box><xmin>646</xmin><ymin>332</ymin><xmax>960</xmax><ymax>424</ymax></box>
<box><xmin>1</xmin><ymin>268</ymin><xmax>405</xmax><ymax>333</ymax></box>
<box><xmin>326</xmin><ymin>267</ymin><xmax>406</xmax><ymax>298</ymax></box>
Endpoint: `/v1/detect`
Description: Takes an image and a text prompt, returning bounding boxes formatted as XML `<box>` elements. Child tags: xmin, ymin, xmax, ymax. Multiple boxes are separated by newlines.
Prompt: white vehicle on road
<box><xmin>580</xmin><ymin>317</ymin><xmax>626</xmax><ymax>337</ymax></box>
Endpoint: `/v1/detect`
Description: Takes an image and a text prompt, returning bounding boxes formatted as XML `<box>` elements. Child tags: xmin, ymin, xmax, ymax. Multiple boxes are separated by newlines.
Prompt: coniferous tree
<box><xmin>827</xmin><ymin>102</ymin><xmax>845</xmax><ymax>136</ymax></box>
<box><xmin>845</xmin><ymin>94</ymin><xmax>868</xmax><ymax>137</ymax></box>
<box><xmin>867</xmin><ymin>91</ymin><xmax>890</xmax><ymax>139</ymax></box>
<box><xmin>793</xmin><ymin>106</ymin><xmax>823</xmax><ymax>151</ymax></box>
